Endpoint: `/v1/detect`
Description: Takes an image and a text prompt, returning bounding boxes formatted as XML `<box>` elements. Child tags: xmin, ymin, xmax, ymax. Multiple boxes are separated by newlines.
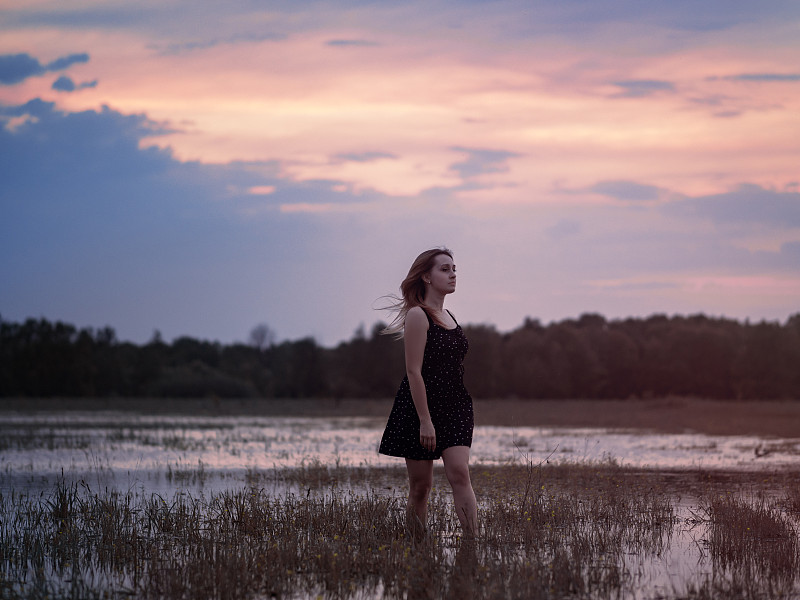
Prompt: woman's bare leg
<box><xmin>405</xmin><ymin>459</ymin><xmax>433</xmax><ymax>535</ymax></box>
<box><xmin>441</xmin><ymin>446</ymin><xmax>478</xmax><ymax>536</ymax></box>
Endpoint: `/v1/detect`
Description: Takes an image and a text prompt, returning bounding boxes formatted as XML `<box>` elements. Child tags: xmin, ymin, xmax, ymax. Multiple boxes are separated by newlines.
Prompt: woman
<box><xmin>379</xmin><ymin>247</ymin><xmax>477</xmax><ymax>537</ymax></box>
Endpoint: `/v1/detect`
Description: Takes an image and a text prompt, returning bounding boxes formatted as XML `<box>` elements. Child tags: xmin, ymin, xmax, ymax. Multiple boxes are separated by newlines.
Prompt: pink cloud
<box><xmin>6</xmin><ymin>19</ymin><xmax>796</xmax><ymax>203</ymax></box>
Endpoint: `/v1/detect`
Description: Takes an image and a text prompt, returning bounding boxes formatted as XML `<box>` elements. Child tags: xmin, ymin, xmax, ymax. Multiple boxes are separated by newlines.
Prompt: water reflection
<box><xmin>2</xmin><ymin>413</ymin><xmax>799</xmax><ymax>493</ymax></box>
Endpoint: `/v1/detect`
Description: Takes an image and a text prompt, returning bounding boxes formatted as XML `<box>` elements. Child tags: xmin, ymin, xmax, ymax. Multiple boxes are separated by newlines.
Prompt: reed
<box><xmin>701</xmin><ymin>493</ymin><xmax>799</xmax><ymax>596</ymax></box>
<box><xmin>2</xmin><ymin>464</ymin><xmax>800</xmax><ymax>599</ymax></box>
<box><xmin>784</xmin><ymin>479</ymin><xmax>800</xmax><ymax>515</ymax></box>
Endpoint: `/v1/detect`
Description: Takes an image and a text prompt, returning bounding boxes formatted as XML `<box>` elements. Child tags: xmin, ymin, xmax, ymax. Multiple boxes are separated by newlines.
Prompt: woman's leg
<box><xmin>405</xmin><ymin>459</ymin><xmax>433</xmax><ymax>534</ymax></box>
<box><xmin>441</xmin><ymin>446</ymin><xmax>478</xmax><ymax>536</ymax></box>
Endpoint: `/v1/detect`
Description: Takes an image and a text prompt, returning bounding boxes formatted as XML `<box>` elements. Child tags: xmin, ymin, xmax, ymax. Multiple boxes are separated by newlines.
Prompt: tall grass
<box><xmin>697</xmin><ymin>493</ymin><xmax>799</xmax><ymax>598</ymax></box>
<box><xmin>2</xmin><ymin>465</ymin><xmax>800</xmax><ymax>599</ymax></box>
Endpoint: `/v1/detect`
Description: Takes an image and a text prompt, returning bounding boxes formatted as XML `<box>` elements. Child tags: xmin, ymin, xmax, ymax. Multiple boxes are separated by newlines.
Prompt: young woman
<box><xmin>378</xmin><ymin>248</ymin><xmax>477</xmax><ymax>536</ymax></box>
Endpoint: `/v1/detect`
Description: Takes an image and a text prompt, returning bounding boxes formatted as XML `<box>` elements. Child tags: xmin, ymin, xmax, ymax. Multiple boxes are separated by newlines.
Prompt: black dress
<box><xmin>378</xmin><ymin>308</ymin><xmax>473</xmax><ymax>460</ymax></box>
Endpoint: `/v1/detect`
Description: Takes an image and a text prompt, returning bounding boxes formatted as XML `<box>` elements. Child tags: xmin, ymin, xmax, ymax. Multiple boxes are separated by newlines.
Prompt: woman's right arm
<box><xmin>404</xmin><ymin>306</ymin><xmax>435</xmax><ymax>452</ymax></box>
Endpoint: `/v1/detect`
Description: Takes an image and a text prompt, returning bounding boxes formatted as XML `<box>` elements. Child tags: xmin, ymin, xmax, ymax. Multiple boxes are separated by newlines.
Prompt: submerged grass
<box><xmin>3</xmin><ymin>462</ymin><xmax>800</xmax><ymax>599</ymax></box>
<box><xmin>698</xmin><ymin>493</ymin><xmax>799</xmax><ymax>597</ymax></box>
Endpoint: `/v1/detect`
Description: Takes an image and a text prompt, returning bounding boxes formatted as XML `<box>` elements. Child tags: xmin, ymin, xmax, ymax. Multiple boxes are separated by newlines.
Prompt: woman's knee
<box><xmin>409</xmin><ymin>475</ymin><xmax>432</xmax><ymax>499</ymax></box>
<box><xmin>444</xmin><ymin>463</ymin><xmax>471</xmax><ymax>489</ymax></box>
<box><xmin>407</xmin><ymin>462</ymin><xmax>433</xmax><ymax>500</ymax></box>
<box><xmin>442</xmin><ymin>447</ymin><xmax>472</xmax><ymax>488</ymax></box>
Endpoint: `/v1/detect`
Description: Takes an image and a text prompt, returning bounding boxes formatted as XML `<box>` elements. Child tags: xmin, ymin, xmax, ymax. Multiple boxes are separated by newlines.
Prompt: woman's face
<box><xmin>426</xmin><ymin>253</ymin><xmax>457</xmax><ymax>295</ymax></box>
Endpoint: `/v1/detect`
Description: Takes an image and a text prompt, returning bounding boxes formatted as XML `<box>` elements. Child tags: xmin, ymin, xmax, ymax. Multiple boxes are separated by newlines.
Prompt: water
<box><xmin>2</xmin><ymin>412</ymin><xmax>799</xmax><ymax>495</ymax></box>
<box><xmin>1</xmin><ymin>411</ymin><xmax>799</xmax><ymax>599</ymax></box>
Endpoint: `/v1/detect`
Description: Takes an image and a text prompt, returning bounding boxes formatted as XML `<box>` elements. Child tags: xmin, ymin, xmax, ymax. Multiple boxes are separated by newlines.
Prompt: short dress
<box><xmin>378</xmin><ymin>308</ymin><xmax>474</xmax><ymax>460</ymax></box>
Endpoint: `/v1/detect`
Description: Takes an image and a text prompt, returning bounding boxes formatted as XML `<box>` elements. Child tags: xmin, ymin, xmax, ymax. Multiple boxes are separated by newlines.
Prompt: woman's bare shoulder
<box><xmin>405</xmin><ymin>306</ymin><xmax>429</xmax><ymax>329</ymax></box>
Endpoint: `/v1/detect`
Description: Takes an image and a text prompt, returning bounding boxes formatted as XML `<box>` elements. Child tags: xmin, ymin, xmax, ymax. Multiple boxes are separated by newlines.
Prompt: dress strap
<box><xmin>446</xmin><ymin>309</ymin><xmax>458</xmax><ymax>326</ymax></box>
<box><xmin>420</xmin><ymin>307</ymin><xmax>435</xmax><ymax>326</ymax></box>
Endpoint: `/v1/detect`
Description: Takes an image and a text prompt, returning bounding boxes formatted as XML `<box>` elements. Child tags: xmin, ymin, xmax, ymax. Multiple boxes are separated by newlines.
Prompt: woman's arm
<box><xmin>404</xmin><ymin>306</ymin><xmax>436</xmax><ymax>451</ymax></box>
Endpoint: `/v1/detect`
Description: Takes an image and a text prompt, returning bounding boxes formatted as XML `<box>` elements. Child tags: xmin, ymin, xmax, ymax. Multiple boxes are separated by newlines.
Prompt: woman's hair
<box><xmin>379</xmin><ymin>247</ymin><xmax>453</xmax><ymax>338</ymax></box>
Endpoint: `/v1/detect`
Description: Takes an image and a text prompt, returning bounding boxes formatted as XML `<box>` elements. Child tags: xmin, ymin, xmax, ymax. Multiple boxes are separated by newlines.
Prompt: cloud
<box><xmin>589</xmin><ymin>180</ymin><xmax>664</xmax><ymax>202</ymax></box>
<box><xmin>610</xmin><ymin>80</ymin><xmax>675</xmax><ymax>98</ymax></box>
<box><xmin>151</xmin><ymin>33</ymin><xmax>286</xmax><ymax>56</ymax></box>
<box><xmin>780</xmin><ymin>241</ymin><xmax>800</xmax><ymax>261</ymax></box>
<box><xmin>333</xmin><ymin>151</ymin><xmax>397</xmax><ymax>163</ymax></box>
<box><xmin>539</xmin><ymin>0</ymin><xmax>799</xmax><ymax>32</ymax></box>
<box><xmin>688</xmin><ymin>94</ymin><xmax>730</xmax><ymax>107</ymax></box>
<box><xmin>449</xmin><ymin>147</ymin><xmax>521</xmax><ymax>180</ymax></box>
<box><xmin>712</xmin><ymin>110</ymin><xmax>742</xmax><ymax>119</ymax></box>
<box><xmin>710</xmin><ymin>73</ymin><xmax>800</xmax><ymax>82</ymax></box>
<box><xmin>51</xmin><ymin>76</ymin><xmax>76</xmax><ymax>91</ymax></box>
<box><xmin>0</xmin><ymin>98</ymin><xmax>292</xmax><ymax>244</ymax></box>
<box><xmin>51</xmin><ymin>75</ymin><xmax>98</xmax><ymax>92</ymax></box>
<box><xmin>546</xmin><ymin>219</ymin><xmax>582</xmax><ymax>239</ymax></box>
<box><xmin>247</xmin><ymin>185</ymin><xmax>276</xmax><ymax>195</ymax></box>
<box><xmin>0</xmin><ymin>98</ymin><xmax>174</xmax><ymax>147</ymax></box>
<box><xmin>0</xmin><ymin>98</ymin><xmax>353</xmax><ymax>343</ymax></box>
<box><xmin>3</xmin><ymin>4</ymin><xmax>293</xmax><ymax>41</ymax></box>
<box><xmin>4</xmin><ymin>0</ymin><xmax>793</xmax><ymax>38</ymax></box>
<box><xmin>45</xmin><ymin>52</ymin><xmax>90</xmax><ymax>71</ymax></box>
<box><xmin>0</xmin><ymin>54</ymin><xmax>44</xmax><ymax>85</ymax></box>
<box><xmin>587</xmin><ymin>279</ymin><xmax>679</xmax><ymax>292</ymax></box>
<box><xmin>0</xmin><ymin>98</ymin><xmax>379</xmax><ymax>239</ymax></box>
<box><xmin>665</xmin><ymin>184</ymin><xmax>800</xmax><ymax>228</ymax></box>
<box><xmin>0</xmin><ymin>100</ymin><xmax>188</xmax><ymax>221</ymax></box>
<box><xmin>0</xmin><ymin>52</ymin><xmax>89</xmax><ymax>85</ymax></box>
<box><xmin>325</xmin><ymin>39</ymin><xmax>380</xmax><ymax>47</ymax></box>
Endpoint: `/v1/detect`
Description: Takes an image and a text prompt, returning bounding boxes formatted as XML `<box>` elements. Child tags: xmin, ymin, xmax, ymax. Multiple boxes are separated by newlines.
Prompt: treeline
<box><xmin>1</xmin><ymin>313</ymin><xmax>799</xmax><ymax>400</ymax></box>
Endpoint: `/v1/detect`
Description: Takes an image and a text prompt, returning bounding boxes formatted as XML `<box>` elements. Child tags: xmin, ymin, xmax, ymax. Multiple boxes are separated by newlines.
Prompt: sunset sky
<box><xmin>2</xmin><ymin>0</ymin><xmax>799</xmax><ymax>346</ymax></box>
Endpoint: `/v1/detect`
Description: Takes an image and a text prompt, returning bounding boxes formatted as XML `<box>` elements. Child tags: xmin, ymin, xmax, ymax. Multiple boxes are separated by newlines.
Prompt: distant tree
<box><xmin>734</xmin><ymin>319</ymin><xmax>797</xmax><ymax>399</ymax></box>
<box><xmin>3</xmin><ymin>312</ymin><xmax>800</xmax><ymax>400</ymax></box>
<box><xmin>462</xmin><ymin>323</ymin><xmax>502</xmax><ymax>398</ymax></box>
<box><xmin>271</xmin><ymin>337</ymin><xmax>328</xmax><ymax>397</ymax></box>
<box><xmin>134</xmin><ymin>332</ymin><xmax>167</xmax><ymax>394</ymax></box>
<box><xmin>327</xmin><ymin>322</ymin><xmax>403</xmax><ymax>398</ymax></box>
<box><xmin>500</xmin><ymin>320</ymin><xmax>550</xmax><ymax>398</ymax></box>
<box><xmin>249</xmin><ymin>323</ymin><xmax>276</xmax><ymax>351</ymax></box>
<box><xmin>221</xmin><ymin>342</ymin><xmax>275</xmax><ymax>396</ymax></box>
<box><xmin>362</xmin><ymin>322</ymin><xmax>404</xmax><ymax>396</ymax></box>
<box><xmin>593</xmin><ymin>327</ymin><xmax>638</xmax><ymax>398</ymax></box>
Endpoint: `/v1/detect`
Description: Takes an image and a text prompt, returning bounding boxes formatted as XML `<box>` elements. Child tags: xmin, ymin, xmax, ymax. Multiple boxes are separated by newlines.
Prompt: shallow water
<box><xmin>2</xmin><ymin>412</ymin><xmax>799</xmax><ymax>495</ymax></box>
<box><xmin>1</xmin><ymin>411</ymin><xmax>799</xmax><ymax>599</ymax></box>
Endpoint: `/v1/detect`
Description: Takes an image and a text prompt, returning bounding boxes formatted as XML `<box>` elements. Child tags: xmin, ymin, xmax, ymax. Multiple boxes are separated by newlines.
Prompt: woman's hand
<box><xmin>420</xmin><ymin>418</ymin><xmax>436</xmax><ymax>451</ymax></box>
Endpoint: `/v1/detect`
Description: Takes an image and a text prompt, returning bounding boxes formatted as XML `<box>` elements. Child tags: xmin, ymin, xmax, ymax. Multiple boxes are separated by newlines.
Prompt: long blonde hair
<box><xmin>380</xmin><ymin>247</ymin><xmax>454</xmax><ymax>338</ymax></box>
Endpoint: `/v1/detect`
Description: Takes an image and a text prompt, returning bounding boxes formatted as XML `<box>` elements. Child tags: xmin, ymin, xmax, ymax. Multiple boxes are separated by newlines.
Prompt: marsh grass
<box><xmin>3</xmin><ymin>461</ymin><xmax>800</xmax><ymax>599</ymax></box>
<box><xmin>0</xmin><ymin>427</ymin><xmax>93</xmax><ymax>452</ymax></box>
<box><xmin>165</xmin><ymin>459</ymin><xmax>209</xmax><ymax>486</ymax></box>
<box><xmin>1</xmin><ymin>465</ymin><xmax>793</xmax><ymax>600</ymax></box>
<box><xmin>698</xmin><ymin>493</ymin><xmax>799</xmax><ymax>597</ymax></box>
<box><xmin>784</xmin><ymin>479</ymin><xmax>800</xmax><ymax>515</ymax></box>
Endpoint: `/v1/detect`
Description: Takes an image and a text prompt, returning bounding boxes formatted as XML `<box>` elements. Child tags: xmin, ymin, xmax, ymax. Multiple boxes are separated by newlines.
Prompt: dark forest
<box><xmin>2</xmin><ymin>313</ymin><xmax>799</xmax><ymax>400</ymax></box>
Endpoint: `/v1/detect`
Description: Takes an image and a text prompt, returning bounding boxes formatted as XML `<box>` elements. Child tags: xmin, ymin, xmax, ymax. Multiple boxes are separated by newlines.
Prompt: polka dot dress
<box><xmin>379</xmin><ymin>308</ymin><xmax>473</xmax><ymax>461</ymax></box>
